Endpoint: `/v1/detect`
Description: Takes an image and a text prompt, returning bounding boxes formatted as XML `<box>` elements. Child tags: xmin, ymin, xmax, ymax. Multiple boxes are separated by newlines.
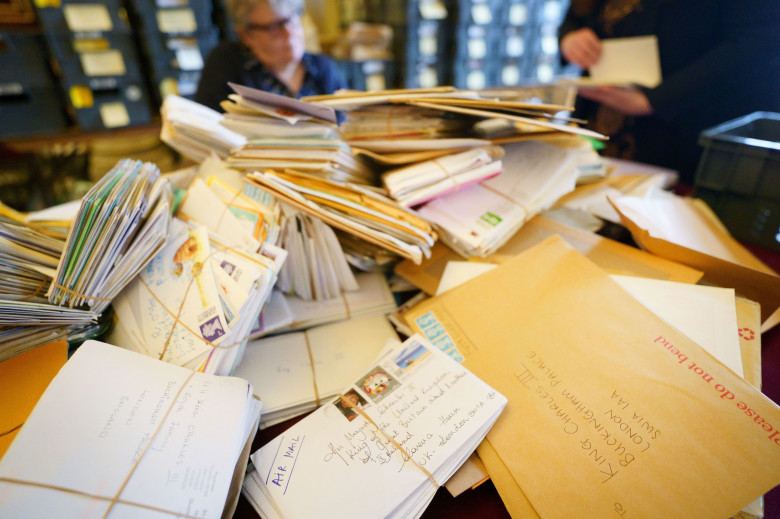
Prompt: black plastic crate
<box><xmin>35</xmin><ymin>0</ymin><xmax>132</xmax><ymax>35</ymax></box>
<box><xmin>0</xmin><ymin>85</ymin><xmax>69</xmax><ymax>138</ymax></box>
<box><xmin>694</xmin><ymin>112</ymin><xmax>780</xmax><ymax>251</ymax></box>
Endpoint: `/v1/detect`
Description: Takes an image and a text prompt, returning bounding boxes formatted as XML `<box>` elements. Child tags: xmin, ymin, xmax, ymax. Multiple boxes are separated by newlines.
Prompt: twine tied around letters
<box><xmin>140</xmin><ymin>246</ymin><xmax>252</xmax><ymax>363</ymax></box>
<box><xmin>431</xmin><ymin>158</ymin><xmax>461</xmax><ymax>192</ymax></box>
<box><xmin>0</xmin><ymin>369</ymin><xmax>210</xmax><ymax>519</ymax></box>
<box><xmin>0</xmin><ymin>238</ymin><xmax>270</xmax><ymax>516</ymax></box>
<box><xmin>49</xmin><ymin>279</ymin><xmax>113</xmax><ymax>303</ymax></box>
<box><xmin>337</xmin><ymin>393</ymin><xmax>439</xmax><ymax>488</ymax></box>
<box><xmin>480</xmin><ymin>183</ymin><xmax>530</xmax><ymax>215</ymax></box>
<box><xmin>20</xmin><ymin>278</ymin><xmax>49</xmax><ymax>302</ymax></box>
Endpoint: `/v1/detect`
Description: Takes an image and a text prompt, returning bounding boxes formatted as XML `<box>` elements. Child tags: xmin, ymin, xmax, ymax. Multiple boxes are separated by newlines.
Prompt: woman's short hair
<box><xmin>227</xmin><ymin>0</ymin><xmax>304</xmax><ymax>29</ymax></box>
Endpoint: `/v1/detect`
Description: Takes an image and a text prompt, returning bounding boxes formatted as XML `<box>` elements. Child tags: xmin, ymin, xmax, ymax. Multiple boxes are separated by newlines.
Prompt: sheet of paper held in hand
<box><xmin>245</xmin><ymin>334</ymin><xmax>507</xmax><ymax>519</ymax></box>
<box><xmin>585</xmin><ymin>35</ymin><xmax>661</xmax><ymax>88</ymax></box>
<box><xmin>403</xmin><ymin>236</ymin><xmax>780</xmax><ymax>519</ymax></box>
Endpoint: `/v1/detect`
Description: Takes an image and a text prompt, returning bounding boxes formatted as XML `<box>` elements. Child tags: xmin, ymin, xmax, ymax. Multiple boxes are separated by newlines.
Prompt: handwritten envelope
<box><xmin>233</xmin><ymin>314</ymin><xmax>400</xmax><ymax>427</ymax></box>
<box><xmin>242</xmin><ymin>334</ymin><xmax>507</xmax><ymax>519</ymax></box>
<box><xmin>404</xmin><ymin>236</ymin><xmax>780</xmax><ymax>519</ymax></box>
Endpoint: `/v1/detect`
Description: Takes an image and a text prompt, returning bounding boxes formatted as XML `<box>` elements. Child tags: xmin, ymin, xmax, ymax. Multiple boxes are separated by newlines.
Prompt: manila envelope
<box><xmin>403</xmin><ymin>236</ymin><xmax>780</xmax><ymax>519</ymax></box>
<box><xmin>735</xmin><ymin>297</ymin><xmax>762</xmax><ymax>391</ymax></box>
<box><xmin>611</xmin><ymin>196</ymin><xmax>780</xmax><ymax>325</ymax></box>
<box><xmin>0</xmin><ymin>341</ymin><xmax>68</xmax><ymax>458</ymax></box>
<box><xmin>394</xmin><ymin>214</ymin><xmax>702</xmax><ymax>295</ymax></box>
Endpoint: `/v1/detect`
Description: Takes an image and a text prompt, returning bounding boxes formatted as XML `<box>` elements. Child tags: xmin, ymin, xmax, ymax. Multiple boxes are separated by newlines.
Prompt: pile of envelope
<box><xmin>242</xmin><ymin>333</ymin><xmax>507</xmax><ymax>517</ymax></box>
<box><xmin>275</xmin><ymin>207</ymin><xmax>359</xmax><ymax>301</ymax></box>
<box><xmin>0</xmin><ymin>340</ymin><xmax>261</xmax><ymax>518</ymax></box>
<box><xmin>229</xmin><ymin>137</ymin><xmax>375</xmax><ymax>185</ymax></box>
<box><xmin>235</xmin><ymin>314</ymin><xmax>401</xmax><ymax>427</ymax></box>
<box><xmin>247</xmin><ymin>169</ymin><xmax>437</xmax><ymax>264</ymax></box>
<box><xmin>251</xmin><ymin>271</ymin><xmax>397</xmax><ymax>337</ymax></box>
<box><xmin>160</xmin><ymin>94</ymin><xmax>247</xmax><ymax>162</ymax></box>
<box><xmin>219</xmin><ymin>83</ymin><xmax>375</xmax><ymax>184</ymax></box>
<box><xmin>382</xmin><ymin>145</ymin><xmax>504</xmax><ymax>207</ymax></box>
<box><xmin>175</xmin><ymin>157</ymin><xmax>362</xmax><ymax>302</ymax></box>
<box><xmin>417</xmin><ymin>140</ymin><xmax>581</xmax><ymax>257</ymax></box>
<box><xmin>48</xmin><ymin>159</ymin><xmax>172</xmax><ymax>315</ymax></box>
<box><xmin>109</xmin><ymin>218</ymin><xmax>278</xmax><ymax>375</ymax></box>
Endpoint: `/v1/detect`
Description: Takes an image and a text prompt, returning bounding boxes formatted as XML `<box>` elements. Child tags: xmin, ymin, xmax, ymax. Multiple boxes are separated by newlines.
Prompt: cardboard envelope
<box><xmin>0</xmin><ymin>341</ymin><xmax>68</xmax><ymax>458</ymax></box>
<box><xmin>404</xmin><ymin>236</ymin><xmax>780</xmax><ymax>519</ymax></box>
<box><xmin>735</xmin><ymin>297</ymin><xmax>762</xmax><ymax>390</ymax></box>
<box><xmin>611</xmin><ymin>195</ymin><xmax>780</xmax><ymax>325</ymax></box>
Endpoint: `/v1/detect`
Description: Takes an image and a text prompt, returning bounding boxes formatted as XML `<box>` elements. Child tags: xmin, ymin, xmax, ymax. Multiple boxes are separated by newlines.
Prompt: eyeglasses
<box><xmin>244</xmin><ymin>10</ymin><xmax>302</xmax><ymax>35</ymax></box>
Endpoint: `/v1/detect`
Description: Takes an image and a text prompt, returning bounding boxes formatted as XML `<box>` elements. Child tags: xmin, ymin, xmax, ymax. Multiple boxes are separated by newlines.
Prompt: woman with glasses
<box><xmin>195</xmin><ymin>0</ymin><xmax>347</xmax><ymax>111</ymax></box>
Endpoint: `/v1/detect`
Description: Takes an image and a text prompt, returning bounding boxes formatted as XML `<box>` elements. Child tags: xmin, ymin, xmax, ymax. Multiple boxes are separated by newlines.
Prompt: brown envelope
<box><xmin>443</xmin><ymin>453</ymin><xmax>490</xmax><ymax>497</ymax></box>
<box><xmin>394</xmin><ymin>215</ymin><xmax>703</xmax><ymax>295</ymax></box>
<box><xmin>611</xmin><ymin>197</ymin><xmax>780</xmax><ymax>324</ymax></box>
<box><xmin>736</xmin><ymin>297</ymin><xmax>762</xmax><ymax>390</ymax></box>
<box><xmin>0</xmin><ymin>341</ymin><xmax>68</xmax><ymax>458</ymax></box>
<box><xmin>404</xmin><ymin>236</ymin><xmax>780</xmax><ymax>519</ymax></box>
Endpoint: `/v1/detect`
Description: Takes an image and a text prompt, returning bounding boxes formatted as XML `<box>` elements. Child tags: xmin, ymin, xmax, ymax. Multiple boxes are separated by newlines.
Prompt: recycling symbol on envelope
<box><xmin>738</xmin><ymin>327</ymin><xmax>756</xmax><ymax>341</ymax></box>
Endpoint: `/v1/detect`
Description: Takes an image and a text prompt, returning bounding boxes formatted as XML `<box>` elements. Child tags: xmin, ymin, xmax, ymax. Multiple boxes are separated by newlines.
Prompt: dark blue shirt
<box><xmin>195</xmin><ymin>40</ymin><xmax>348</xmax><ymax>112</ymax></box>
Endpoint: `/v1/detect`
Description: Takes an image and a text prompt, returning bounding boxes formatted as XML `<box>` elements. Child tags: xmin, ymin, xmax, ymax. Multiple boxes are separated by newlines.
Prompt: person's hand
<box><xmin>560</xmin><ymin>28</ymin><xmax>602</xmax><ymax>69</ymax></box>
<box><xmin>577</xmin><ymin>85</ymin><xmax>653</xmax><ymax>116</ymax></box>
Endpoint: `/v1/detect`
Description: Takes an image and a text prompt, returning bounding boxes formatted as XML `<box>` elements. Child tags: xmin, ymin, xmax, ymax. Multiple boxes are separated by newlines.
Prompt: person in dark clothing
<box><xmin>195</xmin><ymin>0</ymin><xmax>347</xmax><ymax>112</ymax></box>
<box><xmin>558</xmin><ymin>0</ymin><xmax>780</xmax><ymax>184</ymax></box>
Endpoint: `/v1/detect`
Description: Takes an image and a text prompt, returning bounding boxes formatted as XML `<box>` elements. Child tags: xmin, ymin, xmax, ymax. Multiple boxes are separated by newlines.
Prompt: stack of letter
<box><xmin>160</xmin><ymin>94</ymin><xmax>247</xmax><ymax>162</ymax></box>
<box><xmin>241</xmin><ymin>333</ymin><xmax>507</xmax><ymax>518</ymax></box>
<box><xmin>382</xmin><ymin>146</ymin><xmax>505</xmax><ymax>208</ymax></box>
<box><xmin>0</xmin><ymin>221</ymin><xmax>98</xmax><ymax>359</ymax></box>
<box><xmin>417</xmin><ymin>140</ymin><xmax>581</xmax><ymax>257</ymax></box>
<box><xmin>234</xmin><ymin>314</ymin><xmax>400</xmax><ymax>427</ymax></box>
<box><xmin>0</xmin><ymin>340</ymin><xmax>262</xmax><ymax>519</ymax></box>
<box><xmin>222</xmin><ymin>83</ymin><xmax>374</xmax><ymax>184</ymax></box>
<box><xmin>247</xmin><ymin>169</ymin><xmax>436</xmax><ymax>264</ymax></box>
<box><xmin>48</xmin><ymin>159</ymin><xmax>172</xmax><ymax>315</ymax></box>
<box><xmin>250</xmin><ymin>271</ymin><xmax>397</xmax><ymax>338</ymax></box>
<box><xmin>109</xmin><ymin>218</ymin><xmax>278</xmax><ymax>375</ymax></box>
